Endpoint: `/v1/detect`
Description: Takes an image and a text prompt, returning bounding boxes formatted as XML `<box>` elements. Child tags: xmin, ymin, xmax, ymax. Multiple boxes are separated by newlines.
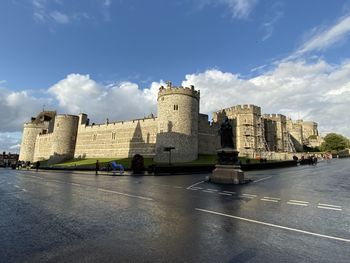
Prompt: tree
<box><xmin>320</xmin><ymin>133</ymin><xmax>349</xmax><ymax>152</ymax></box>
<box><xmin>308</xmin><ymin>135</ymin><xmax>317</xmax><ymax>140</ymax></box>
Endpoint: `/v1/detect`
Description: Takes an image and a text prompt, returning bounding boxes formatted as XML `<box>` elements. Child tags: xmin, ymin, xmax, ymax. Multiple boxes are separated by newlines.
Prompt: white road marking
<box><xmin>187</xmin><ymin>180</ymin><xmax>205</xmax><ymax>189</ymax></box>
<box><xmin>318</xmin><ymin>203</ymin><xmax>342</xmax><ymax>208</ymax></box>
<box><xmin>202</xmin><ymin>190</ymin><xmax>215</xmax><ymax>193</ymax></box>
<box><xmin>70</xmin><ymin>183</ymin><xmax>81</xmax><ymax>187</ymax></box>
<box><xmin>223</xmin><ymin>191</ymin><xmax>236</xmax><ymax>194</ymax></box>
<box><xmin>14</xmin><ymin>185</ymin><xmax>20</xmax><ymax>188</ymax></box>
<box><xmin>287</xmin><ymin>202</ymin><xmax>308</xmax><ymax>207</ymax></box>
<box><xmin>263</xmin><ymin>197</ymin><xmax>280</xmax><ymax>201</ymax></box>
<box><xmin>192</xmin><ymin>187</ymin><xmax>203</xmax><ymax>190</ymax></box>
<box><xmin>22</xmin><ymin>189</ymin><xmax>27</xmax><ymax>192</ymax></box>
<box><xmin>261</xmin><ymin>198</ymin><xmax>279</xmax><ymax>203</ymax></box>
<box><xmin>253</xmin><ymin>176</ymin><xmax>272</xmax><ymax>183</ymax></box>
<box><xmin>97</xmin><ymin>188</ymin><xmax>153</xmax><ymax>201</ymax></box>
<box><xmin>189</xmin><ymin>188</ymin><xmax>199</xmax><ymax>191</ymax></box>
<box><xmin>207</xmin><ymin>189</ymin><xmax>218</xmax><ymax>192</ymax></box>
<box><xmin>173</xmin><ymin>186</ymin><xmax>183</xmax><ymax>189</ymax></box>
<box><xmin>239</xmin><ymin>195</ymin><xmax>255</xmax><ymax>199</ymax></box>
<box><xmin>242</xmin><ymin>194</ymin><xmax>257</xmax><ymax>197</ymax></box>
<box><xmin>219</xmin><ymin>192</ymin><xmax>232</xmax><ymax>196</ymax></box>
<box><xmin>317</xmin><ymin>206</ymin><xmax>342</xmax><ymax>211</ymax></box>
<box><xmin>289</xmin><ymin>200</ymin><xmax>309</xmax><ymax>204</ymax></box>
<box><xmin>195</xmin><ymin>208</ymin><xmax>350</xmax><ymax>243</ymax></box>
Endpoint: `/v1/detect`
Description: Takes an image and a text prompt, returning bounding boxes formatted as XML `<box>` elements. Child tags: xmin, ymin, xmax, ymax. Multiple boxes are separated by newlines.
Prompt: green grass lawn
<box><xmin>53</xmin><ymin>158</ymin><xmax>155</xmax><ymax>169</ymax></box>
<box><xmin>51</xmin><ymin>154</ymin><xmax>267</xmax><ymax>169</ymax></box>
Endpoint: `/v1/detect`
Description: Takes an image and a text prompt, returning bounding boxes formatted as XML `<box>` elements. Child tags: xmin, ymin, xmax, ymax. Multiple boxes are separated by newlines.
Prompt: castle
<box><xmin>19</xmin><ymin>82</ymin><xmax>322</xmax><ymax>164</ymax></box>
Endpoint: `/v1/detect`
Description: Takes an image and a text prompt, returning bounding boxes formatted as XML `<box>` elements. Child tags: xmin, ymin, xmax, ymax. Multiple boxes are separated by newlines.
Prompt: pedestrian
<box><xmin>95</xmin><ymin>160</ymin><xmax>100</xmax><ymax>175</ymax></box>
<box><xmin>35</xmin><ymin>161</ymin><xmax>40</xmax><ymax>171</ymax></box>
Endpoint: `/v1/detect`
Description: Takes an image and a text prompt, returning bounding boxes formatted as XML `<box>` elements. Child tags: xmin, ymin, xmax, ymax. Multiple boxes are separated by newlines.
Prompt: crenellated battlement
<box><xmin>157</xmin><ymin>81</ymin><xmax>200</xmax><ymax>101</ymax></box>
<box><xmin>37</xmin><ymin>133</ymin><xmax>53</xmax><ymax>138</ymax></box>
<box><xmin>84</xmin><ymin>116</ymin><xmax>158</xmax><ymax>129</ymax></box>
<box><xmin>23</xmin><ymin>122</ymin><xmax>46</xmax><ymax>128</ymax></box>
<box><xmin>20</xmin><ymin>80</ymin><xmax>321</xmax><ymax>163</ymax></box>
<box><xmin>263</xmin><ymin>114</ymin><xmax>286</xmax><ymax>121</ymax></box>
<box><xmin>56</xmin><ymin>114</ymin><xmax>79</xmax><ymax>119</ymax></box>
<box><xmin>216</xmin><ymin>104</ymin><xmax>261</xmax><ymax>115</ymax></box>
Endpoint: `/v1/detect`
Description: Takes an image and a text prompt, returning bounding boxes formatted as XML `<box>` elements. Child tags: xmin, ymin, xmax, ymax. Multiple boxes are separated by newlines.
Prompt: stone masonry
<box><xmin>19</xmin><ymin>83</ymin><xmax>321</xmax><ymax>164</ymax></box>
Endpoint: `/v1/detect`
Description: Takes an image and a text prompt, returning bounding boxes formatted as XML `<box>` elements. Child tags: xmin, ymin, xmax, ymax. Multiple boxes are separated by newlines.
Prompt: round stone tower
<box><xmin>50</xmin><ymin>115</ymin><xmax>79</xmax><ymax>163</ymax></box>
<box><xmin>19</xmin><ymin>123</ymin><xmax>47</xmax><ymax>162</ymax></box>
<box><xmin>19</xmin><ymin>111</ymin><xmax>56</xmax><ymax>162</ymax></box>
<box><xmin>155</xmin><ymin>82</ymin><xmax>200</xmax><ymax>163</ymax></box>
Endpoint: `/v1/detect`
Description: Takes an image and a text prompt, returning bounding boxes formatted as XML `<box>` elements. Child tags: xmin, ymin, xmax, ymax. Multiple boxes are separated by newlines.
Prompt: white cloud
<box><xmin>0</xmin><ymin>88</ymin><xmax>49</xmax><ymax>132</ymax></box>
<box><xmin>50</xmin><ymin>10</ymin><xmax>70</xmax><ymax>24</ymax></box>
<box><xmin>32</xmin><ymin>0</ymin><xmax>46</xmax><ymax>9</ymax></box>
<box><xmin>1</xmin><ymin>57</ymin><xmax>350</xmax><ymax>153</ymax></box>
<box><xmin>104</xmin><ymin>0</ymin><xmax>112</xmax><ymax>7</ymax></box>
<box><xmin>197</xmin><ymin>0</ymin><xmax>258</xmax><ymax>19</ymax></box>
<box><xmin>48</xmin><ymin>74</ymin><xmax>160</xmax><ymax>123</ymax></box>
<box><xmin>224</xmin><ymin>0</ymin><xmax>258</xmax><ymax>19</ymax></box>
<box><xmin>289</xmin><ymin>14</ymin><xmax>350</xmax><ymax>59</ymax></box>
<box><xmin>261</xmin><ymin>2</ymin><xmax>284</xmax><ymax>41</ymax></box>
<box><xmin>101</xmin><ymin>0</ymin><xmax>112</xmax><ymax>21</ymax></box>
<box><xmin>30</xmin><ymin>0</ymin><xmax>111</xmax><ymax>24</ymax></box>
<box><xmin>182</xmin><ymin>59</ymin><xmax>350</xmax><ymax>137</ymax></box>
<box><xmin>0</xmin><ymin>132</ymin><xmax>23</xmax><ymax>154</ymax></box>
<box><xmin>32</xmin><ymin>0</ymin><xmax>49</xmax><ymax>23</ymax></box>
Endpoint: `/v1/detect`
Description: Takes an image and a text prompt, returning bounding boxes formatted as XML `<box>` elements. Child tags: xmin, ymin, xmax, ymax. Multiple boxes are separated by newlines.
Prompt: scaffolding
<box><xmin>285</xmin><ymin>132</ymin><xmax>296</xmax><ymax>153</ymax></box>
<box><xmin>259</xmin><ymin>120</ymin><xmax>270</xmax><ymax>152</ymax></box>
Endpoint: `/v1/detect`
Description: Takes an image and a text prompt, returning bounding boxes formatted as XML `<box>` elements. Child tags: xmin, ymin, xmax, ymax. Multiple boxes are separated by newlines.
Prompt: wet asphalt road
<box><xmin>1</xmin><ymin>159</ymin><xmax>350</xmax><ymax>263</ymax></box>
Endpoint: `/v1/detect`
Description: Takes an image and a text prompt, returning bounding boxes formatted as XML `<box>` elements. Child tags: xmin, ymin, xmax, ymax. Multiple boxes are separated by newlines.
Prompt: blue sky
<box><xmin>1</xmin><ymin>0</ymin><xmax>350</xmax><ymax>152</ymax></box>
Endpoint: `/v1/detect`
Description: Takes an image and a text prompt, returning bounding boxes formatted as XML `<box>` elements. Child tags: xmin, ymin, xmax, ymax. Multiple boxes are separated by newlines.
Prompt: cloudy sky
<box><xmin>1</xmin><ymin>0</ymin><xmax>350</xmax><ymax>152</ymax></box>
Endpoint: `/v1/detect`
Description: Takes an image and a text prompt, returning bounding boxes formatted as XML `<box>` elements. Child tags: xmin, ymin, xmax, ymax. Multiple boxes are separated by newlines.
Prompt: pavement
<box><xmin>1</xmin><ymin>158</ymin><xmax>350</xmax><ymax>262</ymax></box>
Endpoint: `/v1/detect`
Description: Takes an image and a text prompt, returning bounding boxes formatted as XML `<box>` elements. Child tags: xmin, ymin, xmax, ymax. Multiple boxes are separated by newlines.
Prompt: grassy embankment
<box><xmin>52</xmin><ymin>155</ymin><xmax>266</xmax><ymax>169</ymax></box>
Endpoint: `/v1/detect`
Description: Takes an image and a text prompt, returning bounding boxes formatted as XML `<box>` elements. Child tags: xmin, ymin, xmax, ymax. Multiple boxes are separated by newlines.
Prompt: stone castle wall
<box><xmin>74</xmin><ymin>117</ymin><xmax>157</xmax><ymax>159</ymax></box>
<box><xmin>213</xmin><ymin>104</ymin><xmax>265</xmax><ymax>155</ymax></box>
<box><xmin>263</xmin><ymin>114</ymin><xmax>291</xmax><ymax>152</ymax></box>
<box><xmin>33</xmin><ymin>133</ymin><xmax>53</xmax><ymax>161</ymax></box>
<box><xmin>212</xmin><ymin>104</ymin><xmax>261</xmax><ymax>123</ymax></box>
<box><xmin>263</xmin><ymin>118</ymin><xmax>277</xmax><ymax>151</ymax></box>
<box><xmin>301</xmin><ymin>121</ymin><xmax>319</xmax><ymax>139</ymax></box>
<box><xmin>19</xmin><ymin>83</ymin><xmax>322</xmax><ymax>163</ymax></box>
<box><xmin>33</xmin><ymin>115</ymin><xmax>79</xmax><ymax>163</ymax></box>
<box><xmin>286</xmin><ymin>119</ymin><xmax>303</xmax><ymax>151</ymax></box>
<box><xmin>19</xmin><ymin>122</ymin><xmax>49</xmax><ymax>162</ymax></box>
<box><xmin>50</xmin><ymin>115</ymin><xmax>79</xmax><ymax>162</ymax></box>
<box><xmin>198</xmin><ymin>114</ymin><xmax>220</xmax><ymax>155</ymax></box>
<box><xmin>154</xmin><ymin>84</ymin><xmax>199</xmax><ymax>163</ymax></box>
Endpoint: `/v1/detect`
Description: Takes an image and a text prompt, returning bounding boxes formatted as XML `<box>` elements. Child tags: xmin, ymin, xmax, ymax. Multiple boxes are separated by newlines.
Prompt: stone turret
<box><xmin>301</xmin><ymin>121</ymin><xmax>319</xmax><ymax>139</ymax></box>
<box><xmin>19</xmin><ymin>111</ymin><xmax>56</xmax><ymax>162</ymax></box>
<box><xmin>155</xmin><ymin>82</ymin><xmax>200</xmax><ymax>163</ymax></box>
<box><xmin>78</xmin><ymin>113</ymin><xmax>88</xmax><ymax>126</ymax></box>
<box><xmin>50</xmin><ymin>115</ymin><xmax>79</xmax><ymax>163</ymax></box>
<box><xmin>263</xmin><ymin>114</ymin><xmax>291</xmax><ymax>152</ymax></box>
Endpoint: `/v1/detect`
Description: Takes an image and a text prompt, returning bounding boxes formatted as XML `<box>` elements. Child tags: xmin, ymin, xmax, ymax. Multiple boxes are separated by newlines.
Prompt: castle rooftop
<box><xmin>157</xmin><ymin>81</ymin><xmax>200</xmax><ymax>100</ymax></box>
